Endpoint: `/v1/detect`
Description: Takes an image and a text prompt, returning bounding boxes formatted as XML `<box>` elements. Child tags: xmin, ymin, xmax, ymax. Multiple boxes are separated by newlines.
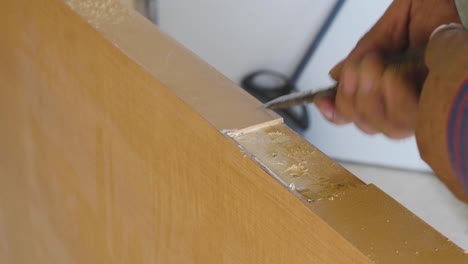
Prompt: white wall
<box><xmin>159</xmin><ymin>0</ymin><xmax>331</xmax><ymax>82</ymax></box>
<box><xmin>159</xmin><ymin>0</ymin><xmax>430</xmax><ymax>171</ymax></box>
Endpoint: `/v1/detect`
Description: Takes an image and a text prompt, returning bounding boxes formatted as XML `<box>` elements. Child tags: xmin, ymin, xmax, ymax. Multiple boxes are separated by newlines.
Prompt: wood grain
<box><xmin>0</xmin><ymin>0</ymin><xmax>369</xmax><ymax>263</ymax></box>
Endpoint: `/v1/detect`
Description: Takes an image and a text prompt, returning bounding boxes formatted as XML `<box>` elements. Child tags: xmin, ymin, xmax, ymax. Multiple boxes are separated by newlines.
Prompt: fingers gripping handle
<box><xmin>265</xmin><ymin>51</ymin><xmax>427</xmax><ymax>109</ymax></box>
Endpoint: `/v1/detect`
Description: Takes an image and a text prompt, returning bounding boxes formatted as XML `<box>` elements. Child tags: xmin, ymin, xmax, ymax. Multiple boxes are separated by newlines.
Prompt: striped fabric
<box><xmin>448</xmin><ymin>79</ymin><xmax>468</xmax><ymax>190</ymax></box>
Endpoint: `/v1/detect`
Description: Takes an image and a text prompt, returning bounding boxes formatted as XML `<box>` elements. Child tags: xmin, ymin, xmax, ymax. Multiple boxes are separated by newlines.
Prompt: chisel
<box><xmin>264</xmin><ymin>51</ymin><xmax>426</xmax><ymax>109</ymax></box>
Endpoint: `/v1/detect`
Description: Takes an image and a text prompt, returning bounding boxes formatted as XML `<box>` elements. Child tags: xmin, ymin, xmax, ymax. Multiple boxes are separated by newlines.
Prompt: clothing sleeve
<box><xmin>447</xmin><ymin>79</ymin><xmax>468</xmax><ymax>190</ymax></box>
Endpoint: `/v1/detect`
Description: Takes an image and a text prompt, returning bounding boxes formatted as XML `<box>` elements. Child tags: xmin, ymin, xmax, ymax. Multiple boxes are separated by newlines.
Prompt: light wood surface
<box><xmin>119</xmin><ymin>0</ymin><xmax>136</xmax><ymax>8</ymax></box>
<box><xmin>0</xmin><ymin>0</ymin><xmax>366</xmax><ymax>263</ymax></box>
<box><xmin>0</xmin><ymin>0</ymin><xmax>466</xmax><ymax>263</ymax></box>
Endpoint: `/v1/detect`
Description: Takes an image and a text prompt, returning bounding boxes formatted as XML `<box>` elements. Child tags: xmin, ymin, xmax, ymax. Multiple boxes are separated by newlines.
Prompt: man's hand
<box><xmin>314</xmin><ymin>0</ymin><xmax>460</xmax><ymax>138</ymax></box>
<box><xmin>416</xmin><ymin>23</ymin><xmax>468</xmax><ymax>201</ymax></box>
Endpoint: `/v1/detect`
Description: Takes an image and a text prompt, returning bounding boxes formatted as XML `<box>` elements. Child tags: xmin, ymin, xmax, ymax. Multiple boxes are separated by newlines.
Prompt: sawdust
<box><xmin>286</xmin><ymin>162</ymin><xmax>308</xmax><ymax>177</ymax></box>
<box><xmin>268</xmin><ymin>131</ymin><xmax>284</xmax><ymax>137</ymax></box>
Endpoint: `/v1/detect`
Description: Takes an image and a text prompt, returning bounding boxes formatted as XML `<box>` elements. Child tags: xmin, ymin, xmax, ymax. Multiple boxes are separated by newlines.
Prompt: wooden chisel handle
<box><xmin>265</xmin><ymin>50</ymin><xmax>427</xmax><ymax>109</ymax></box>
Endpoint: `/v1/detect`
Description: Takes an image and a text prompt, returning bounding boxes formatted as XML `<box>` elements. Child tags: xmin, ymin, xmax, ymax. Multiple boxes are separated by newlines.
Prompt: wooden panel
<box><xmin>119</xmin><ymin>0</ymin><xmax>136</xmax><ymax>8</ymax></box>
<box><xmin>0</xmin><ymin>0</ymin><xmax>466</xmax><ymax>263</ymax></box>
<box><xmin>0</xmin><ymin>0</ymin><xmax>368</xmax><ymax>263</ymax></box>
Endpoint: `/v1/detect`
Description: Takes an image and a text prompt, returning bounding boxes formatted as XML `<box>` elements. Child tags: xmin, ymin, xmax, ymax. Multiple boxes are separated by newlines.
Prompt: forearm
<box><xmin>416</xmin><ymin>27</ymin><xmax>468</xmax><ymax>200</ymax></box>
<box><xmin>417</xmin><ymin>74</ymin><xmax>468</xmax><ymax>201</ymax></box>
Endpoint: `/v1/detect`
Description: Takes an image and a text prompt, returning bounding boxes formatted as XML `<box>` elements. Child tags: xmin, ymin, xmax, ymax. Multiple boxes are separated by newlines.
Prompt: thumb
<box><xmin>329</xmin><ymin>59</ymin><xmax>345</xmax><ymax>81</ymax></box>
<box><xmin>426</xmin><ymin>23</ymin><xmax>466</xmax><ymax>68</ymax></box>
<box><xmin>429</xmin><ymin>23</ymin><xmax>465</xmax><ymax>40</ymax></box>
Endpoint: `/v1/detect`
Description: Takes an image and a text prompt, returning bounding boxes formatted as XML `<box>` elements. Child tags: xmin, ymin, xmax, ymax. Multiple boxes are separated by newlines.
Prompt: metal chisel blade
<box><xmin>264</xmin><ymin>85</ymin><xmax>337</xmax><ymax>109</ymax></box>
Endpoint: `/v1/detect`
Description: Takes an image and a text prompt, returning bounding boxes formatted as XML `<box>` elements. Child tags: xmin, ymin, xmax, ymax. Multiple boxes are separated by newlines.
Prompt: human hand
<box><xmin>416</xmin><ymin>23</ymin><xmax>468</xmax><ymax>201</ymax></box>
<box><xmin>314</xmin><ymin>0</ymin><xmax>460</xmax><ymax>138</ymax></box>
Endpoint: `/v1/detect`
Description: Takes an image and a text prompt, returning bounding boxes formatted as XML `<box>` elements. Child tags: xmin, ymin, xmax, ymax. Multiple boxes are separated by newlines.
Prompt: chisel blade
<box><xmin>264</xmin><ymin>85</ymin><xmax>337</xmax><ymax>109</ymax></box>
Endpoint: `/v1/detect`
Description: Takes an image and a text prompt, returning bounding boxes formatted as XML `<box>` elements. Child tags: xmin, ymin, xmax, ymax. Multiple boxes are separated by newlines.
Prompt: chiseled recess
<box><xmin>229</xmin><ymin>123</ymin><xmax>364</xmax><ymax>201</ymax></box>
<box><xmin>230</xmin><ymin>123</ymin><xmax>468</xmax><ymax>264</ymax></box>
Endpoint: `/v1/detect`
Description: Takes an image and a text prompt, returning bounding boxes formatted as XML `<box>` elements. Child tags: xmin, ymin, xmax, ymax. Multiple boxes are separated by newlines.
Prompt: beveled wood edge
<box><xmin>64</xmin><ymin>0</ymin><xmax>281</xmax><ymax>132</ymax></box>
